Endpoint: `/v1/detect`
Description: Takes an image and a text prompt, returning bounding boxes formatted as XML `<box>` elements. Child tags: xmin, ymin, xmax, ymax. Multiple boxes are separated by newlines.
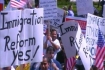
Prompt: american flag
<box><xmin>10</xmin><ymin>0</ymin><xmax>27</xmax><ymax>8</ymax></box>
<box><xmin>95</xmin><ymin>29</ymin><xmax>105</xmax><ymax>70</ymax></box>
<box><xmin>66</xmin><ymin>57</ymin><xmax>76</xmax><ymax>70</ymax></box>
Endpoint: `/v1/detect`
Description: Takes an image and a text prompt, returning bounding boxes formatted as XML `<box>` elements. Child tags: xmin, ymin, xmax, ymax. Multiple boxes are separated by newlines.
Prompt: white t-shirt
<box><xmin>43</xmin><ymin>35</ymin><xmax>61</xmax><ymax>59</ymax></box>
<box><xmin>68</xmin><ymin>10</ymin><xmax>74</xmax><ymax>17</ymax></box>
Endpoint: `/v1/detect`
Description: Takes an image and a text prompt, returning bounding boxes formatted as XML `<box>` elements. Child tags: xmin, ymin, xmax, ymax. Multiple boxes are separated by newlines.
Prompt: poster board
<box><xmin>39</xmin><ymin>0</ymin><xmax>57</xmax><ymax>19</ymax></box>
<box><xmin>0</xmin><ymin>8</ymin><xmax>43</xmax><ymax>68</ymax></box>
<box><xmin>76</xmin><ymin>0</ymin><xmax>94</xmax><ymax>15</ymax></box>
<box><xmin>58</xmin><ymin>20</ymin><xmax>77</xmax><ymax>58</ymax></box>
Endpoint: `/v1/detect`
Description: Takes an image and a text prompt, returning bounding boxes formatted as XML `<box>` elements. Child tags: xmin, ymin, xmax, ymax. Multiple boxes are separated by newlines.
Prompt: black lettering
<box><xmin>16</xmin><ymin>34</ymin><xmax>20</xmax><ymax>49</ymax></box>
<box><xmin>24</xmin><ymin>50</ymin><xmax>31</xmax><ymax>61</ymax></box>
<box><xmin>10</xmin><ymin>42</ymin><xmax>15</xmax><ymax>50</ymax></box>
<box><xmin>4</xmin><ymin>36</ymin><xmax>10</xmax><ymax>51</ymax></box>
<box><xmin>0</xmin><ymin>12</ymin><xmax>8</xmax><ymax>30</ymax></box>
<box><xmin>37</xmin><ymin>17</ymin><xmax>41</xmax><ymax>24</ymax></box>
<box><xmin>19</xmin><ymin>18</ymin><xmax>24</xmax><ymax>33</ymax></box>
<box><xmin>18</xmin><ymin>51</ymin><xmax>23</xmax><ymax>61</ymax></box>
<box><xmin>30</xmin><ymin>10</ymin><xmax>36</xmax><ymax>25</ymax></box>
<box><xmin>31</xmin><ymin>45</ymin><xmax>39</xmax><ymax>61</ymax></box>
<box><xmin>19</xmin><ymin>40</ymin><xmax>24</xmax><ymax>47</ymax></box>
<box><xmin>65</xmin><ymin>26</ymin><xmax>77</xmax><ymax>32</ymax></box>
<box><xmin>27</xmin><ymin>18</ymin><xmax>31</xmax><ymax>24</ymax></box>
<box><xmin>69</xmin><ymin>36</ymin><xmax>74</xmax><ymax>47</ymax></box>
<box><xmin>11</xmin><ymin>50</ymin><xmax>18</xmax><ymax>65</ymax></box>
<box><xmin>83</xmin><ymin>48</ymin><xmax>88</xmax><ymax>57</ymax></box>
<box><xmin>13</xmin><ymin>19</ymin><xmax>19</xmax><ymax>27</ymax></box>
<box><xmin>58</xmin><ymin>24</ymin><xmax>66</xmax><ymax>36</ymax></box>
<box><xmin>29</xmin><ymin>37</ymin><xmax>36</xmax><ymax>46</ymax></box>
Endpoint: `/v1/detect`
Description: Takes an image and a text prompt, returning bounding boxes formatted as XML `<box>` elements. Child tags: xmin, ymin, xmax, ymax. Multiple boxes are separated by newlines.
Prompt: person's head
<box><xmin>51</xmin><ymin>29</ymin><xmax>57</xmax><ymax>40</ymax></box>
<box><xmin>68</xmin><ymin>5</ymin><xmax>73</xmax><ymax>10</ymax></box>
<box><xmin>46</xmin><ymin>46</ymin><xmax>55</xmax><ymax>60</ymax></box>
<box><xmin>40</xmin><ymin>56</ymin><xmax>49</xmax><ymax>70</ymax></box>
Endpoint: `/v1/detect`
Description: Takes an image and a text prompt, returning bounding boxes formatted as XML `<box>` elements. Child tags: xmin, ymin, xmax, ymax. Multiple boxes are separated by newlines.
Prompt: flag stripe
<box><xmin>95</xmin><ymin>29</ymin><xmax>105</xmax><ymax>70</ymax></box>
<box><xmin>10</xmin><ymin>0</ymin><xmax>26</xmax><ymax>8</ymax></box>
<box><xmin>66</xmin><ymin>57</ymin><xmax>76</xmax><ymax>70</ymax></box>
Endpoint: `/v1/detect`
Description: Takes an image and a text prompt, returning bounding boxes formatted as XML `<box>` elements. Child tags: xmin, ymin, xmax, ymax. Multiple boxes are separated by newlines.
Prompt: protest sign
<box><xmin>86</xmin><ymin>13</ymin><xmax>100</xmax><ymax>59</ymax></box>
<box><xmin>76</xmin><ymin>0</ymin><xmax>94</xmax><ymax>15</ymax></box>
<box><xmin>103</xmin><ymin>5</ymin><xmax>105</xmax><ymax>18</ymax></box>
<box><xmin>0</xmin><ymin>8</ymin><xmax>43</xmax><ymax>68</ymax></box>
<box><xmin>65</xmin><ymin>16</ymin><xmax>87</xmax><ymax>35</ymax></box>
<box><xmin>39</xmin><ymin>0</ymin><xmax>57</xmax><ymax>19</ymax></box>
<box><xmin>50</xmin><ymin>8</ymin><xmax>64</xmax><ymax>27</ymax></box>
<box><xmin>58</xmin><ymin>20</ymin><xmax>77</xmax><ymax>58</ymax></box>
<box><xmin>75</xmin><ymin>25</ymin><xmax>93</xmax><ymax>70</ymax></box>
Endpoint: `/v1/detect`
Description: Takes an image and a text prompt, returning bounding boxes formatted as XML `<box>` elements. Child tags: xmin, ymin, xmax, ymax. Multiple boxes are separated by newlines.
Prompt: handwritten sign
<box><xmin>39</xmin><ymin>0</ymin><xmax>57</xmax><ymax>19</ymax></box>
<box><xmin>75</xmin><ymin>25</ymin><xmax>93</xmax><ymax>70</ymax></box>
<box><xmin>76</xmin><ymin>0</ymin><xmax>94</xmax><ymax>15</ymax></box>
<box><xmin>50</xmin><ymin>8</ymin><xmax>64</xmax><ymax>27</ymax></box>
<box><xmin>0</xmin><ymin>8</ymin><xmax>43</xmax><ymax>68</ymax></box>
<box><xmin>86</xmin><ymin>13</ymin><xmax>100</xmax><ymax>59</ymax></box>
<box><xmin>58</xmin><ymin>20</ymin><xmax>77</xmax><ymax>58</ymax></box>
<box><xmin>65</xmin><ymin>16</ymin><xmax>87</xmax><ymax>35</ymax></box>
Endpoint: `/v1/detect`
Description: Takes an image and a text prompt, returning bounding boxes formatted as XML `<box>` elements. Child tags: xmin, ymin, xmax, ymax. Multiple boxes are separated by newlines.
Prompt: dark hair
<box><xmin>68</xmin><ymin>5</ymin><xmax>72</xmax><ymax>10</ymax></box>
<box><xmin>50</xmin><ymin>29</ymin><xmax>57</xmax><ymax>33</ymax></box>
<box><xmin>46</xmin><ymin>46</ymin><xmax>55</xmax><ymax>53</ymax></box>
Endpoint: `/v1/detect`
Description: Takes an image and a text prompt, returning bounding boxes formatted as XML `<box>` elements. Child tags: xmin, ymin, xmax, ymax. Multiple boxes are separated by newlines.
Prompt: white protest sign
<box><xmin>50</xmin><ymin>8</ymin><xmax>64</xmax><ymax>27</ymax></box>
<box><xmin>39</xmin><ymin>0</ymin><xmax>57</xmax><ymax>19</ymax></box>
<box><xmin>58</xmin><ymin>21</ymin><xmax>77</xmax><ymax>58</ymax></box>
<box><xmin>75</xmin><ymin>25</ymin><xmax>92</xmax><ymax>70</ymax></box>
<box><xmin>86</xmin><ymin>13</ymin><xmax>100</xmax><ymax>59</ymax></box>
<box><xmin>103</xmin><ymin>5</ymin><xmax>105</xmax><ymax>18</ymax></box>
<box><xmin>0</xmin><ymin>8</ymin><xmax>43</xmax><ymax>68</ymax></box>
<box><xmin>76</xmin><ymin>0</ymin><xmax>94</xmax><ymax>15</ymax></box>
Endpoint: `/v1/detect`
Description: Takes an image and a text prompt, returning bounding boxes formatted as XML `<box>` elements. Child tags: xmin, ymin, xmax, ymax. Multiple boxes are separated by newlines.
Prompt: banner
<box><xmin>39</xmin><ymin>0</ymin><xmax>57</xmax><ymax>19</ymax></box>
<box><xmin>58</xmin><ymin>20</ymin><xmax>77</xmax><ymax>58</ymax></box>
<box><xmin>0</xmin><ymin>8</ymin><xmax>43</xmax><ymax>68</ymax></box>
<box><xmin>65</xmin><ymin>16</ymin><xmax>87</xmax><ymax>35</ymax></box>
<box><xmin>76</xmin><ymin>0</ymin><xmax>94</xmax><ymax>15</ymax></box>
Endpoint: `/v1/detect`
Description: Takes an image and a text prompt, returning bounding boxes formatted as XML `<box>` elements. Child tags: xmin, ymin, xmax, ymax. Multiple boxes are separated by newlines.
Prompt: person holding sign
<box><xmin>43</xmin><ymin>29</ymin><xmax>61</xmax><ymax>59</ymax></box>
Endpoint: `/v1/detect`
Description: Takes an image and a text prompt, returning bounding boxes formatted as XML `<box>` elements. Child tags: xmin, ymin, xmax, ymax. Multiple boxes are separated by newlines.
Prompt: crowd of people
<box><xmin>1</xmin><ymin>0</ymin><xmax>105</xmax><ymax>70</ymax></box>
